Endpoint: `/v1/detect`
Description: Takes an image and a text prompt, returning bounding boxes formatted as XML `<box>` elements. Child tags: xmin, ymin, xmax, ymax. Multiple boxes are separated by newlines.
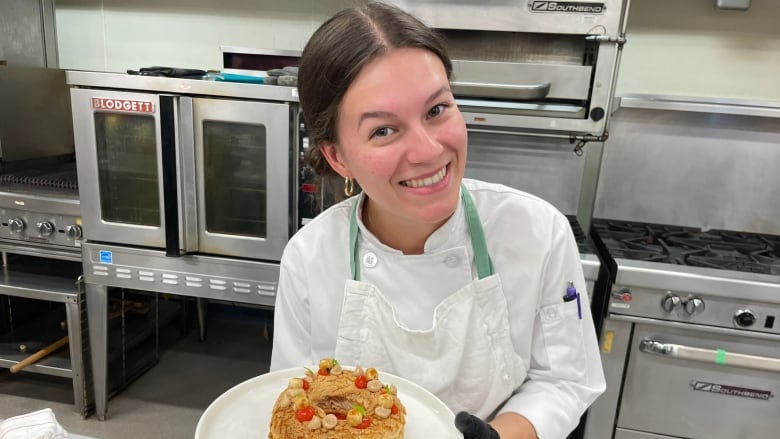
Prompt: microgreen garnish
<box><xmin>352</xmin><ymin>404</ymin><xmax>366</xmax><ymax>415</ymax></box>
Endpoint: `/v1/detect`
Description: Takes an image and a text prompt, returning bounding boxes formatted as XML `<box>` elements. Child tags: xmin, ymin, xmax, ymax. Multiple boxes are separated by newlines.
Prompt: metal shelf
<box><xmin>0</xmin><ymin>255</ymin><xmax>89</xmax><ymax>416</ymax></box>
<box><xmin>616</xmin><ymin>94</ymin><xmax>780</xmax><ymax>118</ymax></box>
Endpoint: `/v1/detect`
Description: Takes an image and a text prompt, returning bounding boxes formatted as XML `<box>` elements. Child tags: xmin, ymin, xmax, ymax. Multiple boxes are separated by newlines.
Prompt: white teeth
<box><xmin>402</xmin><ymin>167</ymin><xmax>446</xmax><ymax>188</ymax></box>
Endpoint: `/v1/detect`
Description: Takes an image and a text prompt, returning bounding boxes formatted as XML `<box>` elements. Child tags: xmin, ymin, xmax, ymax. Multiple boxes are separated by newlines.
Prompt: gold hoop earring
<box><xmin>344</xmin><ymin>177</ymin><xmax>355</xmax><ymax>197</ymax></box>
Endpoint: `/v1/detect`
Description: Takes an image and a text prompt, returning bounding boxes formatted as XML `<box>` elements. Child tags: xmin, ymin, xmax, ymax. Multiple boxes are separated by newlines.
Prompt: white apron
<box><xmin>334</xmin><ymin>186</ymin><xmax>525</xmax><ymax>419</ymax></box>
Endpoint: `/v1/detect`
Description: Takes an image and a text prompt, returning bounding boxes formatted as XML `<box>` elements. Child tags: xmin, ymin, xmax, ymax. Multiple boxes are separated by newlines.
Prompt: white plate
<box><xmin>195</xmin><ymin>367</ymin><xmax>461</xmax><ymax>438</ymax></box>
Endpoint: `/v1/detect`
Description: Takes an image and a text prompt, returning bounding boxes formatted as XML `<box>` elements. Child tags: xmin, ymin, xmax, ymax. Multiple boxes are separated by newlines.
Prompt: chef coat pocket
<box><xmin>538</xmin><ymin>301</ymin><xmax>587</xmax><ymax>381</ymax></box>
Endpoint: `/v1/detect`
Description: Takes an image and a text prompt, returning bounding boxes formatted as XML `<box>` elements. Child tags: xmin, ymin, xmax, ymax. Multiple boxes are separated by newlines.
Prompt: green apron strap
<box><xmin>349</xmin><ymin>198</ymin><xmax>361</xmax><ymax>280</ymax></box>
<box><xmin>349</xmin><ymin>184</ymin><xmax>494</xmax><ymax>281</ymax></box>
<box><xmin>460</xmin><ymin>184</ymin><xmax>495</xmax><ymax>279</ymax></box>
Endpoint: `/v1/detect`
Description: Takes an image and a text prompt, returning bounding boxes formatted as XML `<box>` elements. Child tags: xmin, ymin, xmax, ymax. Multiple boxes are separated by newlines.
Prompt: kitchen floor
<box><xmin>0</xmin><ymin>302</ymin><xmax>274</xmax><ymax>439</ymax></box>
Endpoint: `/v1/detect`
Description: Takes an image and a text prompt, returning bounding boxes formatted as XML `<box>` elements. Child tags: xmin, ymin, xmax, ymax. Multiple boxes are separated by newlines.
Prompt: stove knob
<box><xmin>8</xmin><ymin>218</ymin><xmax>25</xmax><ymax>234</ymax></box>
<box><xmin>661</xmin><ymin>293</ymin><xmax>682</xmax><ymax>313</ymax></box>
<box><xmin>66</xmin><ymin>224</ymin><xmax>83</xmax><ymax>240</ymax></box>
<box><xmin>734</xmin><ymin>309</ymin><xmax>757</xmax><ymax>328</ymax></box>
<box><xmin>37</xmin><ymin>221</ymin><xmax>55</xmax><ymax>237</ymax></box>
<box><xmin>611</xmin><ymin>288</ymin><xmax>633</xmax><ymax>302</ymax></box>
<box><xmin>684</xmin><ymin>296</ymin><xmax>705</xmax><ymax>315</ymax></box>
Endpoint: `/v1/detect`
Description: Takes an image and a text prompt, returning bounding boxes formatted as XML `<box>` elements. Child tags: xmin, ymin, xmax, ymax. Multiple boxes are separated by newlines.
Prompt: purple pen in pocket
<box><xmin>564</xmin><ymin>281</ymin><xmax>582</xmax><ymax>320</ymax></box>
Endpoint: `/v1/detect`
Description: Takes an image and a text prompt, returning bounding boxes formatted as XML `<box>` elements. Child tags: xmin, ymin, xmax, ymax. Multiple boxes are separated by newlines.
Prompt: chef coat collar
<box><xmin>350</xmin><ymin>184</ymin><xmax>493</xmax><ymax>280</ymax></box>
<box><xmin>353</xmin><ymin>192</ymin><xmax>466</xmax><ymax>255</ymax></box>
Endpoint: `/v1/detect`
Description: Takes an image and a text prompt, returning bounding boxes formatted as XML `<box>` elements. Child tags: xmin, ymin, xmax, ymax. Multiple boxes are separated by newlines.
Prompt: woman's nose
<box><xmin>405</xmin><ymin>124</ymin><xmax>443</xmax><ymax>163</ymax></box>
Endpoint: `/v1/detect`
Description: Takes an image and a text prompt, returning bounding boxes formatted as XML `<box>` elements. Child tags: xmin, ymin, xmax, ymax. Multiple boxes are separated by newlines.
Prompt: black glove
<box><xmin>455</xmin><ymin>411</ymin><xmax>500</xmax><ymax>439</ymax></box>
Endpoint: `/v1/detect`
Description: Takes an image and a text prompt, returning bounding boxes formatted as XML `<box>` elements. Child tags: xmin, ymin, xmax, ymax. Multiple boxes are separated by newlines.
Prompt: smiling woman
<box><xmin>319</xmin><ymin>47</ymin><xmax>466</xmax><ymax>253</ymax></box>
<box><xmin>270</xmin><ymin>3</ymin><xmax>606</xmax><ymax>439</ymax></box>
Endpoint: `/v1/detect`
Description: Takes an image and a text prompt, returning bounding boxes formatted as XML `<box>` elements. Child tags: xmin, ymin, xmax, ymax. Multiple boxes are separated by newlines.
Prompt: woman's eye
<box><xmin>427</xmin><ymin>103</ymin><xmax>446</xmax><ymax>119</ymax></box>
<box><xmin>371</xmin><ymin>127</ymin><xmax>394</xmax><ymax>138</ymax></box>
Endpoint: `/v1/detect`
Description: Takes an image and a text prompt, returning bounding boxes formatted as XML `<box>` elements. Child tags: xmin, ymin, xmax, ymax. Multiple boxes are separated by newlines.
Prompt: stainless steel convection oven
<box><xmin>67</xmin><ymin>71</ymin><xmax>301</xmax><ymax>419</ymax></box>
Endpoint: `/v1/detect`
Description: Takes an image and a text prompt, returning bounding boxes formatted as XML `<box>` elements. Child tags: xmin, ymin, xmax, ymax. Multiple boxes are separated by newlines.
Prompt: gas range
<box><xmin>0</xmin><ymin>159</ymin><xmax>82</xmax><ymax>261</ymax></box>
<box><xmin>591</xmin><ymin>218</ymin><xmax>780</xmax><ymax>335</ymax></box>
<box><xmin>585</xmin><ymin>219</ymin><xmax>780</xmax><ymax>439</ymax></box>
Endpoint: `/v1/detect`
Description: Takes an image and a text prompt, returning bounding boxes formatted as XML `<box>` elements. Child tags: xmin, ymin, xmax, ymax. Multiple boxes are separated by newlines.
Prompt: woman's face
<box><xmin>321</xmin><ymin>48</ymin><xmax>467</xmax><ymax>229</ymax></box>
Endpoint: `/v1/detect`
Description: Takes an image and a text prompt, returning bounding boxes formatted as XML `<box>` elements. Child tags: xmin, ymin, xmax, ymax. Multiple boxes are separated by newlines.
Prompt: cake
<box><xmin>268</xmin><ymin>358</ymin><xmax>406</xmax><ymax>438</ymax></box>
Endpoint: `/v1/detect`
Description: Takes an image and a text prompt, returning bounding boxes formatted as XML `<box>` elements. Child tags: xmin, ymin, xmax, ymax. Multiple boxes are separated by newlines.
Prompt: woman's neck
<box><xmin>362</xmin><ymin>199</ymin><xmax>446</xmax><ymax>255</ymax></box>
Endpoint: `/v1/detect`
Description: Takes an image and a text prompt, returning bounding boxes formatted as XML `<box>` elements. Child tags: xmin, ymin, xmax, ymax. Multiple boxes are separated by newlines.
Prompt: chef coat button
<box><xmin>444</xmin><ymin>254</ymin><xmax>460</xmax><ymax>267</ymax></box>
<box><xmin>546</xmin><ymin>307</ymin><xmax>559</xmax><ymax>319</ymax></box>
<box><xmin>363</xmin><ymin>252</ymin><xmax>378</xmax><ymax>268</ymax></box>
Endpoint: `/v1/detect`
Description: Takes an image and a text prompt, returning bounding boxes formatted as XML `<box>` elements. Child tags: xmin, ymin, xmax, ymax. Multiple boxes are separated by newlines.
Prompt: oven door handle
<box><xmin>640</xmin><ymin>337</ymin><xmax>780</xmax><ymax>373</ymax></box>
<box><xmin>451</xmin><ymin>80</ymin><xmax>551</xmax><ymax>100</ymax></box>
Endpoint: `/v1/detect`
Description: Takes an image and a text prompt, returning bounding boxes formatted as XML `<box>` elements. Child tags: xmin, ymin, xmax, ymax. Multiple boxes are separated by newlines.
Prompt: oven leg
<box><xmin>65</xmin><ymin>293</ymin><xmax>87</xmax><ymax>417</ymax></box>
<box><xmin>86</xmin><ymin>283</ymin><xmax>109</xmax><ymax>421</ymax></box>
<box><xmin>583</xmin><ymin>318</ymin><xmax>632</xmax><ymax>439</ymax></box>
<box><xmin>196</xmin><ymin>297</ymin><xmax>207</xmax><ymax>342</ymax></box>
<box><xmin>2</xmin><ymin>251</ymin><xmax>7</xmax><ymax>267</ymax></box>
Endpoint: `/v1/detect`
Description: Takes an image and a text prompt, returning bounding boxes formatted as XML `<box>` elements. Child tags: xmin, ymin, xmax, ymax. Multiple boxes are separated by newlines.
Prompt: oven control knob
<box><xmin>661</xmin><ymin>293</ymin><xmax>682</xmax><ymax>313</ymax></box>
<box><xmin>684</xmin><ymin>296</ymin><xmax>705</xmax><ymax>315</ymax></box>
<box><xmin>734</xmin><ymin>309</ymin><xmax>757</xmax><ymax>327</ymax></box>
<box><xmin>37</xmin><ymin>221</ymin><xmax>55</xmax><ymax>237</ymax></box>
<box><xmin>8</xmin><ymin>218</ymin><xmax>25</xmax><ymax>234</ymax></box>
<box><xmin>66</xmin><ymin>225</ymin><xmax>83</xmax><ymax>240</ymax></box>
<box><xmin>611</xmin><ymin>288</ymin><xmax>632</xmax><ymax>302</ymax></box>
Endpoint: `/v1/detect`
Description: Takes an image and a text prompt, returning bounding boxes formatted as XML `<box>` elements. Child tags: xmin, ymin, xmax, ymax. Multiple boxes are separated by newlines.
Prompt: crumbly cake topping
<box><xmin>269</xmin><ymin>358</ymin><xmax>406</xmax><ymax>438</ymax></box>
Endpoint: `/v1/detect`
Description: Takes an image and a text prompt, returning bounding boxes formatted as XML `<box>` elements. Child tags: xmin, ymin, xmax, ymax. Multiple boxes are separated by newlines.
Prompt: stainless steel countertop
<box><xmin>66</xmin><ymin>70</ymin><xmax>299</xmax><ymax>102</ymax></box>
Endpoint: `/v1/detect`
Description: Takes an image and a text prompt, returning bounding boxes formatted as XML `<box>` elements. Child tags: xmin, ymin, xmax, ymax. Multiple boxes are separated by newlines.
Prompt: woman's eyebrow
<box><xmin>426</xmin><ymin>86</ymin><xmax>450</xmax><ymax>105</ymax></box>
<box><xmin>357</xmin><ymin>111</ymin><xmax>397</xmax><ymax>129</ymax></box>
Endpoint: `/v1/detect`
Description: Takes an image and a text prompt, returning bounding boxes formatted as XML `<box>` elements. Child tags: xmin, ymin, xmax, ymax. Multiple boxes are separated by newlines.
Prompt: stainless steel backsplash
<box><xmin>593</xmin><ymin>103</ymin><xmax>780</xmax><ymax>234</ymax></box>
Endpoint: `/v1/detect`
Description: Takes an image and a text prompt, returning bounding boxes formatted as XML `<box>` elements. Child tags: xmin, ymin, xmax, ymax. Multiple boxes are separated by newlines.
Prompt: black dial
<box><xmin>734</xmin><ymin>309</ymin><xmax>757</xmax><ymax>327</ymax></box>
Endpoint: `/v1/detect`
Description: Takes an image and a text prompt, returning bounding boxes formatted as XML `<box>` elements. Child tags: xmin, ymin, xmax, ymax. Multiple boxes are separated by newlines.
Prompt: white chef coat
<box><xmin>271</xmin><ymin>178</ymin><xmax>606</xmax><ymax>439</ymax></box>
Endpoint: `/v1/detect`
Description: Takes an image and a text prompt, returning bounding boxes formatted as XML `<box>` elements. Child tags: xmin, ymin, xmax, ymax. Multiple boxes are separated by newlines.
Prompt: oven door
<box><xmin>617</xmin><ymin>321</ymin><xmax>780</xmax><ymax>439</ymax></box>
<box><xmin>192</xmin><ymin>98</ymin><xmax>291</xmax><ymax>261</ymax></box>
<box><xmin>71</xmin><ymin>88</ymin><xmax>169</xmax><ymax>249</ymax></box>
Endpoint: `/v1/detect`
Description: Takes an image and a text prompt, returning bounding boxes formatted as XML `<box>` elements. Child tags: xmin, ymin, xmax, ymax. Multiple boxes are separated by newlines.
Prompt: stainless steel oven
<box><xmin>585</xmin><ymin>221</ymin><xmax>780</xmax><ymax>439</ymax></box>
<box><xmin>583</xmin><ymin>99</ymin><xmax>780</xmax><ymax>439</ymax></box>
<box><xmin>389</xmin><ymin>0</ymin><xmax>631</xmax><ymax>147</ymax></box>
<box><xmin>67</xmin><ymin>71</ymin><xmax>301</xmax><ymax>420</ymax></box>
<box><xmin>69</xmin><ymin>73</ymin><xmax>294</xmax><ymax>261</ymax></box>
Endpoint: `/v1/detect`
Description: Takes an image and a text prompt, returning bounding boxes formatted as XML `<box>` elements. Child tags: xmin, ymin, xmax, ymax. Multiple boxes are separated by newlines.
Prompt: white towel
<box><xmin>0</xmin><ymin>408</ymin><xmax>68</xmax><ymax>439</ymax></box>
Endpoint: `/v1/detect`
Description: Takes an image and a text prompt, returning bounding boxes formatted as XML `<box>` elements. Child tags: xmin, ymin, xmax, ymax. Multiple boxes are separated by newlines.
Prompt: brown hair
<box><xmin>297</xmin><ymin>1</ymin><xmax>452</xmax><ymax>177</ymax></box>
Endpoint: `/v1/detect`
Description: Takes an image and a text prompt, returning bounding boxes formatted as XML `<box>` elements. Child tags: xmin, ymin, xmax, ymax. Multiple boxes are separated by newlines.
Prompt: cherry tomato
<box><xmin>356</xmin><ymin>417</ymin><xmax>372</xmax><ymax>429</ymax></box>
<box><xmin>391</xmin><ymin>404</ymin><xmax>398</xmax><ymax>415</ymax></box>
<box><xmin>335</xmin><ymin>413</ymin><xmax>347</xmax><ymax>420</ymax></box>
<box><xmin>295</xmin><ymin>406</ymin><xmax>315</xmax><ymax>422</ymax></box>
<box><xmin>302</xmin><ymin>380</ymin><xmax>310</xmax><ymax>391</ymax></box>
<box><xmin>354</xmin><ymin>375</ymin><xmax>368</xmax><ymax>389</ymax></box>
<box><xmin>318</xmin><ymin>368</ymin><xmax>329</xmax><ymax>376</ymax></box>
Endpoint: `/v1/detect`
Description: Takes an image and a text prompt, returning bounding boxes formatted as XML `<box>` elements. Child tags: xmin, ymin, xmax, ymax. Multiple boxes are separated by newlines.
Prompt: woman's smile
<box><xmin>400</xmin><ymin>164</ymin><xmax>448</xmax><ymax>189</ymax></box>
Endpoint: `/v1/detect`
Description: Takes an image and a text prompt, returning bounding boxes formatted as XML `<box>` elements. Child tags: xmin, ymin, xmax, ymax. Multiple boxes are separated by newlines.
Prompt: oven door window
<box><xmin>203</xmin><ymin>121</ymin><xmax>267</xmax><ymax>238</ymax></box>
<box><xmin>94</xmin><ymin>112</ymin><xmax>161</xmax><ymax>226</ymax></box>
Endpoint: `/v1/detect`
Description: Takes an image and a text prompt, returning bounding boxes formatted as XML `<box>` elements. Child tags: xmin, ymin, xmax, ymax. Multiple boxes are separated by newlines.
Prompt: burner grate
<box><xmin>592</xmin><ymin>219</ymin><xmax>780</xmax><ymax>275</ymax></box>
<box><xmin>0</xmin><ymin>162</ymin><xmax>78</xmax><ymax>190</ymax></box>
<box><xmin>566</xmin><ymin>216</ymin><xmax>595</xmax><ymax>254</ymax></box>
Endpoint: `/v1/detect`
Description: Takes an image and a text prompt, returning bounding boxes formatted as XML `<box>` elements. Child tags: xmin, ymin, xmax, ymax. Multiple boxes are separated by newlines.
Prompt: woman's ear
<box><xmin>319</xmin><ymin>141</ymin><xmax>350</xmax><ymax>179</ymax></box>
